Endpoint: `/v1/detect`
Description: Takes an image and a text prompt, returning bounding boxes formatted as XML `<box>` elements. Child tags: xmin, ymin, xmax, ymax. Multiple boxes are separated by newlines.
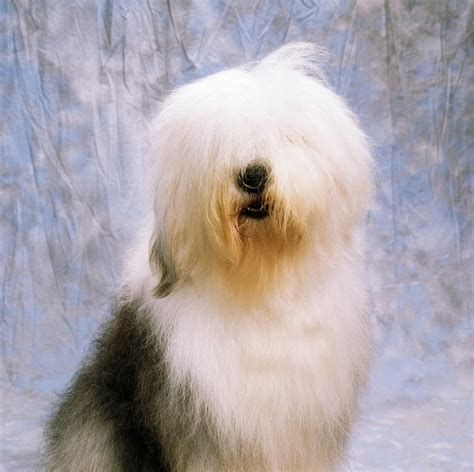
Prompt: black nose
<box><xmin>237</xmin><ymin>163</ymin><xmax>268</xmax><ymax>194</ymax></box>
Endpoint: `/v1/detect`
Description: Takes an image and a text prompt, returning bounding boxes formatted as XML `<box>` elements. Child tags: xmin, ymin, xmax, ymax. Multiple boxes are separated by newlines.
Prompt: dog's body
<box><xmin>44</xmin><ymin>43</ymin><xmax>374</xmax><ymax>471</ymax></box>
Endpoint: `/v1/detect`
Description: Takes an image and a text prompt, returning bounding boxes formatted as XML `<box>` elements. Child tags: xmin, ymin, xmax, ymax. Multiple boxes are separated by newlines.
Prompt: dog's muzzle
<box><xmin>237</xmin><ymin>163</ymin><xmax>269</xmax><ymax>220</ymax></box>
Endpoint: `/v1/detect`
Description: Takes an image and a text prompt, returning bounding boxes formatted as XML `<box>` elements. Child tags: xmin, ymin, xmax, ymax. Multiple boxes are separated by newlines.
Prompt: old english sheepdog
<box><xmin>44</xmin><ymin>43</ymin><xmax>374</xmax><ymax>471</ymax></box>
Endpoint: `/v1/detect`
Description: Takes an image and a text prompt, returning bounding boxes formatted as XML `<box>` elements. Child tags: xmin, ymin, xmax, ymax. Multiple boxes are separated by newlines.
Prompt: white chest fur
<box><xmin>147</xmin><ymin>259</ymin><xmax>370</xmax><ymax>470</ymax></box>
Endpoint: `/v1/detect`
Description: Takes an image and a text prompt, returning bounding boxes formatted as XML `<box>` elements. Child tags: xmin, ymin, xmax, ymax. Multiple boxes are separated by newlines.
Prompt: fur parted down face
<box><xmin>147</xmin><ymin>44</ymin><xmax>373</xmax><ymax>301</ymax></box>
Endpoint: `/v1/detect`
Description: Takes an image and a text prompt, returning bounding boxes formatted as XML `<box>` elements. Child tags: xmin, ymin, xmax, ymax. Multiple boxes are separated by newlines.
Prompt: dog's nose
<box><xmin>238</xmin><ymin>163</ymin><xmax>268</xmax><ymax>194</ymax></box>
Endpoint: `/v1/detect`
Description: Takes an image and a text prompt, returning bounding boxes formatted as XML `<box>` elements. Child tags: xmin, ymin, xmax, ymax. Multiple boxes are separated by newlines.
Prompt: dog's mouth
<box><xmin>241</xmin><ymin>198</ymin><xmax>269</xmax><ymax>220</ymax></box>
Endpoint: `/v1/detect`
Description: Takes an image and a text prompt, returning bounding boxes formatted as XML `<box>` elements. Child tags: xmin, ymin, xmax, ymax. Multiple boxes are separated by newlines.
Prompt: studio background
<box><xmin>1</xmin><ymin>1</ymin><xmax>472</xmax><ymax>470</ymax></box>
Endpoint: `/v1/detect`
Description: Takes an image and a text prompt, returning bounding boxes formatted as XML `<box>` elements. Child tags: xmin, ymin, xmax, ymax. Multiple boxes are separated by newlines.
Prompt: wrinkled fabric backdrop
<box><xmin>1</xmin><ymin>0</ymin><xmax>472</xmax><ymax>470</ymax></box>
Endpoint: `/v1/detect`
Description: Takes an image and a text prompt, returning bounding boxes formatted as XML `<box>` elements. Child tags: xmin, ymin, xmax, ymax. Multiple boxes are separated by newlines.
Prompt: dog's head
<box><xmin>147</xmin><ymin>43</ymin><xmax>374</xmax><ymax>301</ymax></box>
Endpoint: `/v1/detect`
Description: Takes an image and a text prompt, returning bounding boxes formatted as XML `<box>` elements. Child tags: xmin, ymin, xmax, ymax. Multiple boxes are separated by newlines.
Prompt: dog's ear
<box><xmin>149</xmin><ymin>233</ymin><xmax>179</xmax><ymax>298</ymax></box>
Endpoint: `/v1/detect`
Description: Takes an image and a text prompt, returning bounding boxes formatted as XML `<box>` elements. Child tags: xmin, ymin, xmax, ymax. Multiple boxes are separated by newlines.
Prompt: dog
<box><xmin>43</xmin><ymin>43</ymin><xmax>374</xmax><ymax>471</ymax></box>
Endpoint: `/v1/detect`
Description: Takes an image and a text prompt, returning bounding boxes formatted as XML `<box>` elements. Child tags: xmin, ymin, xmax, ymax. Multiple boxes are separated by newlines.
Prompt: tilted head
<box><xmin>147</xmin><ymin>43</ymin><xmax>374</xmax><ymax>301</ymax></box>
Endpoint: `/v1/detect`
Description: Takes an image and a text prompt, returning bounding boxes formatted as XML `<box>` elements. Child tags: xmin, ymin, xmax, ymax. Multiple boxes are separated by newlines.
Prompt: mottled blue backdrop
<box><xmin>1</xmin><ymin>1</ymin><xmax>472</xmax><ymax>469</ymax></box>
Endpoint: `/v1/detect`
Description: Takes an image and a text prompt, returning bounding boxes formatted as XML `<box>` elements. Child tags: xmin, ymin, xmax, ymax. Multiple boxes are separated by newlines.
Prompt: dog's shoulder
<box><xmin>92</xmin><ymin>297</ymin><xmax>156</xmax><ymax>402</ymax></box>
<box><xmin>46</xmin><ymin>296</ymin><xmax>169</xmax><ymax>471</ymax></box>
<box><xmin>94</xmin><ymin>297</ymin><xmax>169</xmax><ymax>468</ymax></box>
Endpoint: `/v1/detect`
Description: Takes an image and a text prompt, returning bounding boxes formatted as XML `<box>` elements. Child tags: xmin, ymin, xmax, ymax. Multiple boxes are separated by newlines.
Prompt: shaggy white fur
<box><xmin>44</xmin><ymin>42</ymin><xmax>374</xmax><ymax>472</ymax></box>
<box><xmin>124</xmin><ymin>42</ymin><xmax>375</xmax><ymax>470</ymax></box>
